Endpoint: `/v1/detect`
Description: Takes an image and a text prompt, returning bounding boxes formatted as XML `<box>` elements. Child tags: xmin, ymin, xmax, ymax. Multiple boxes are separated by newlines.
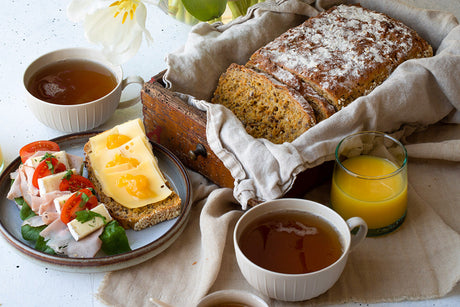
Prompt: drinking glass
<box><xmin>330</xmin><ymin>131</ymin><xmax>408</xmax><ymax>236</ymax></box>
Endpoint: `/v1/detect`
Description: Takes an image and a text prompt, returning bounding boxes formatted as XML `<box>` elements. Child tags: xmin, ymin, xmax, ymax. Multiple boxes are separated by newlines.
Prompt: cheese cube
<box><xmin>25</xmin><ymin>151</ymin><xmax>70</xmax><ymax>169</ymax></box>
<box><xmin>37</xmin><ymin>168</ymin><xmax>76</xmax><ymax>195</ymax></box>
<box><xmin>67</xmin><ymin>204</ymin><xmax>113</xmax><ymax>241</ymax></box>
<box><xmin>53</xmin><ymin>193</ymin><xmax>74</xmax><ymax>214</ymax></box>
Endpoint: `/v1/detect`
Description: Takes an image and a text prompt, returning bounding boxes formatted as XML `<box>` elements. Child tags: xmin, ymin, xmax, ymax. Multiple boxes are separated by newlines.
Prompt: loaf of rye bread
<box><xmin>212</xmin><ymin>63</ymin><xmax>316</xmax><ymax>144</ymax></box>
<box><xmin>211</xmin><ymin>4</ymin><xmax>433</xmax><ymax>144</ymax></box>
<box><xmin>83</xmin><ymin>141</ymin><xmax>182</xmax><ymax>231</ymax></box>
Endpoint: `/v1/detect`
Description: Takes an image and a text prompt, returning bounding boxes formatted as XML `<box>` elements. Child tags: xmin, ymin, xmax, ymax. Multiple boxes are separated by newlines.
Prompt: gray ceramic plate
<box><xmin>0</xmin><ymin>132</ymin><xmax>192</xmax><ymax>272</ymax></box>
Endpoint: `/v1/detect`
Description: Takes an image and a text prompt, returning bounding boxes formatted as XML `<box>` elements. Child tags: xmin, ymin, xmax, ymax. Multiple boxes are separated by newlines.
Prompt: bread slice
<box><xmin>246</xmin><ymin>56</ymin><xmax>336</xmax><ymax>122</ymax></box>
<box><xmin>211</xmin><ymin>63</ymin><xmax>316</xmax><ymax>144</ymax></box>
<box><xmin>84</xmin><ymin>141</ymin><xmax>181</xmax><ymax>231</ymax></box>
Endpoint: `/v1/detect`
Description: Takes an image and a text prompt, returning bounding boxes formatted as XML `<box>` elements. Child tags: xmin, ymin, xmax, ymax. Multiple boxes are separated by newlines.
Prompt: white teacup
<box><xmin>23</xmin><ymin>47</ymin><xmax>144</xmax><ymax>133</ymax></box>
<box><xmin>197</xmin><ymin>289</ymin><xmax>268</xmax><ymax>307</ymax></box>
<box><xmin>234</xmin><ymin>198</ymin><xmax>368</xmax><ymax>302</ymax></box>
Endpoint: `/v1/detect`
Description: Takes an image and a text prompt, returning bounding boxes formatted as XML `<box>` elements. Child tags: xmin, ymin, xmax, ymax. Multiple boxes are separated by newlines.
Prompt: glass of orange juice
<box><xmin>330</xmin><ymin>131</ymin><xmax>408</xmax><ymax>237</ymax></box>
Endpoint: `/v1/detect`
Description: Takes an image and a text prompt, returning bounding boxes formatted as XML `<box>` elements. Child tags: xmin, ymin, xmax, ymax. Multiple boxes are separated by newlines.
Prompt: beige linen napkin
<box><xmin>98</xmin><ymin>1</ymin><xmax>460</xmax><ymax>305</ymax></box>
<box><xmin>98</xmin><ymin>123</ymin><xmax>460</xmax><ymax>307</ymax></box>
<box><xmin>164</xmin><ymin>0</ymin><xmax>460</xmax><ymax>208</ymax></box>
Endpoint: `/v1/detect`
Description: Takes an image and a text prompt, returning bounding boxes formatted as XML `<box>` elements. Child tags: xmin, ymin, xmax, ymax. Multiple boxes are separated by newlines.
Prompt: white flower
<box><xmin>68</xmin><ymin>0</ymin><xmax>154</xmax><ymax>64</ymax></box>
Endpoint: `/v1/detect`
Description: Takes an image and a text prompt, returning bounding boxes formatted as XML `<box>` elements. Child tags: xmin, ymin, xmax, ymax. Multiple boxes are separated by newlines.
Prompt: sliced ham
<box><xmin>22</xmin><ymin>215</ymin><xmax>47</xmax><ymax>228</ymax></box>
<box><xmin>40</xmin><ymin>219</ymin><xmax>103</xmax><ymax>258</ymax></box>
<box><xmin>23</xmin><ymin>165</ymin><xmax>39</xmax><ymax>196</ymax></box>
<box><xmin>7</xmin><ymin>169</ymin><xmax>22</xmax><ymax>200</ymax></box>
<box><xmin>37</xmin><ymin>190</ymin><xmax>70</xmax><ymax>224</ymax></box>
<box><xmin>39</xmin><ymin>219</ymin><xmax>72</xmax><ymax>255</ymax></box>
<box><xmin>66</xmin><ymin>153</ymin><xmax>84</xmax><ymax>174</ymax></box>
<box><xmin>19</xmin><ymin>165</ymin><xmax>36</xmax><ymax>207</ymax></box>
<box><xmin>66</xmin><ymin>228</ymin><xmax>103</xmax><ymax>258</ymax></box>
<box><xmin>41</xmin><ymin>212</ymin><xmax>61</xmax><ymax>225</ymax></box>
<box><xmin>37</xmin><ymin>190</ymin><xmax>70</xmax><ymax>215</ymax></box>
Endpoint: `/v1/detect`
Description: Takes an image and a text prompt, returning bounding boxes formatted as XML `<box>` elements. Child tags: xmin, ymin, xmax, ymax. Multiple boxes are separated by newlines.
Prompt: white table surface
<box><xmin>0</xmin><ymin>1</ymin><xmax>459</xmax><ymax>306</ymax></box>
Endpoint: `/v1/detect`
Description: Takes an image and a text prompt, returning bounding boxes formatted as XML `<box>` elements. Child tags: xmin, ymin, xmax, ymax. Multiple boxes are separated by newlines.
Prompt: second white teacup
<box><xmin>23</xmin><ymin>47</ymin><xmax>144</xmax><ymax>133</ymax></box>
<box><xmin>234</xmin><ymin>198</ymin><xmax>368</xmax><ymax>302</ymax></box>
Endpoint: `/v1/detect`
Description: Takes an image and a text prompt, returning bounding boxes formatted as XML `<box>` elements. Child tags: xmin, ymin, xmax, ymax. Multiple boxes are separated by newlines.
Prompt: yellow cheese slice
<box><xmin>99</xmin><ymin>160</ymin><xmax>172</xmax><ymax>208</ymax></box>
<box><xmin>89</xmin><ymin>118</ymin><xmax>147</xmax><ymax>153</ymax></box>
<box><xmin>89</xmin><ymin>136</ymin><xmax>161</xmax><ymax>176</ymax></box>
<box><xmin>88</xmin><ymin>119</ymin><xmax>171</xmax><ymax>209</ymax></box>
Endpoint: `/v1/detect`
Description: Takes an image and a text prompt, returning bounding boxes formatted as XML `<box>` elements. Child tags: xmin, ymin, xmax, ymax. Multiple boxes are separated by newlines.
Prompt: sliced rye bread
<box><xmin>83</xmin><ymin>141</ymin><xmax>182</xmax><ymax>231</ymax></box>
<box><xmin>246</xmin><ymin>56</ymin><xmax>336</xmax><ymax>122</ymax></box>
<box><xmin>211</xmin><ymin>63</ymin><xmax>316</xmax><ymax>144</ymax></box>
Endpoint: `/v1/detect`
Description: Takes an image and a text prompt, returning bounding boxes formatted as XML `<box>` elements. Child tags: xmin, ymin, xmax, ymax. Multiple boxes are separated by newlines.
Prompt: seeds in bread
<box><xmin>211</xmin><ymin>63</ymin><xmax>317</xmax><ymax>144</ymax></box>
<box><xmin>246</xmin><ymin>56</ymin><xmax>336</xmax><ymax>122</ymax></box>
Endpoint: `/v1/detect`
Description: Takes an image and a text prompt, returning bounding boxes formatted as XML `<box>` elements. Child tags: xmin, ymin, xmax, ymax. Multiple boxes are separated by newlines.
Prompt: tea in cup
<box><xmin>23</xmin><ymin>47</ymin><xmax>144</xmax><ymax>132</ymax></box>
<box><xmin>234</xmin><ymin>198</ymin><xmax>367</xmax><ymax>301</ymax></box>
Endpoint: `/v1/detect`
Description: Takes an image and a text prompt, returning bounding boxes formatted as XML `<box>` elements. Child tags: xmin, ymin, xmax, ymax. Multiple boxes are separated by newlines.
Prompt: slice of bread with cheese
<box><xmin>83</xmin><ymin>119</ymin><xmax>181</xmax><ymax>231</ymax></box>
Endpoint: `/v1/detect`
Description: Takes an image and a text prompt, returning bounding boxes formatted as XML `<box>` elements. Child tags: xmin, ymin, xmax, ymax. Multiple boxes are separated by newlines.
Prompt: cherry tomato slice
<box><xmin>32</xmin><ymin>157</ymin><xmax>67</xmax><ymax>189</ymax></box>
<box><xmin>60</xmin><ymin>188</ymin><xmax>98</xmax><ymax>224</ymax></box>
<box><xmin>59</xmin><ymin>173</ymin><xmax>95</xmax><ymax>193</ymax></box>
<box><xmin>19</xmin><ymin>141</ymin><xmax>60</xmax><ymax>163</ymax></box>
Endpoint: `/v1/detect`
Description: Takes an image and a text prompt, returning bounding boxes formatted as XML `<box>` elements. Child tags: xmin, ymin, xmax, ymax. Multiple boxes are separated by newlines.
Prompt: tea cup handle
<box><xmin>117</xmin><ymin>75</ymin><xmax>144</xmax><ymax>109</ymax></box>
<box><xmin>346</xmin><ymin>217</ymin><xmax>368</xmax><ymax>252</ymax></box>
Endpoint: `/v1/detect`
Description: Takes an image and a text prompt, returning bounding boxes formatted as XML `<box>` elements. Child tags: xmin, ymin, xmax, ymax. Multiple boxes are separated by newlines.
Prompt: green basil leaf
<box><xmin>18</xmin><ymin>199</ymin><xmax>36</xmax><ymax>221</ymax></box>
<box><xmin>21</xmin><ymin>224</ymin><xmax>47</xmax><ymax>242</ymax></box>
<box><xmin>14</xmin><ymin>196</ymin><xmax>26</xmax><ymax>207</ymax></box>
<box><xmin>35</xmin><ymin>236</ymin><xmax>56</xmax><ymax>255</ymax></box>
<box><xmin>21</xmin><ymin>223</ymin><xmax>55</xmax><ymax>255</ymax></box>
<box><xmin>40</xmin><ymin>153</ymin><xmax>55</xmax><ymax>161</ymax></box>
<box><xmin>75</xmin><ymin>210</ymin><xmax>106</xmax><ymax>224</ymax></box>
<box><xmin>45</xmin><ymin>160</ymin><xmax>55</xmax><ymax>173</ymax></box>
<box><xmin>63</xmin><ymin>169</ymin><xmax>73</xmax><ymax>180</ymax></box>
<box><xmin>99</xmin><ymin>220</ymin><xmax>131</xmax><ymax>255</ymax></box>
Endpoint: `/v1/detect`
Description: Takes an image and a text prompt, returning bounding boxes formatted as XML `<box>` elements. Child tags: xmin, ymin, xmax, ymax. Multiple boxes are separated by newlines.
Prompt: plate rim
<box><xmin>0</xmin><ymin>131</ymin><xmax>192</xmax><ymax>272</ymax></box>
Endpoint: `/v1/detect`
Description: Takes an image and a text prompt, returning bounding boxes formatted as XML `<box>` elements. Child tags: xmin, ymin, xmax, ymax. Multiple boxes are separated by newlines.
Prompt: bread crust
<box><xmin>211</xmin><ymin>63</ymin><xmax>317</xmax><ymax>144</ymax></box>
<box><xmin>246</xmin><ymin>56</ymin><xmax>336</xmax><ymax>121</ymax></box>
<box><xmin>83</xmin><ymin>142</ymin><xmax>181</xmax><ymax>231</ymax></box>
<box><xmin>249</xmin><ymin>4</ymin><xmax>433</xmax><ymax>110</ymax></box>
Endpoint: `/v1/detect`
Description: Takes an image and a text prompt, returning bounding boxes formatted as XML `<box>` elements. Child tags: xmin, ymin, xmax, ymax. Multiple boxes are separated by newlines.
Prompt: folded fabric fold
<box><xmin>163</xmin><ymin>0</ymin><xmax>460</xmax><ymax>208</ymax></box>
<box><xmin>406</xmin><ymin>140</ymin><xmax>460</xmax><ymax>161</ymax></box>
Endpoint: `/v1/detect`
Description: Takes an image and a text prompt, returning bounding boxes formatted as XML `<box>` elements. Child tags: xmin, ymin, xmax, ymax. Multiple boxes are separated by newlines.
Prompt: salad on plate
<box><xmin>6</xmin><ymin>140</ymin><xmax>131</xmax><ymax>258</ymax></box>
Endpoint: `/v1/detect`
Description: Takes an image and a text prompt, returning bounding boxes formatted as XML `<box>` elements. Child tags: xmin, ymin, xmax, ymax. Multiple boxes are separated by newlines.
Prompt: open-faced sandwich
<box><xmin>84</xmin><ymin>118</ymin><xmax>182</xmax><ymax>231</ymax></box>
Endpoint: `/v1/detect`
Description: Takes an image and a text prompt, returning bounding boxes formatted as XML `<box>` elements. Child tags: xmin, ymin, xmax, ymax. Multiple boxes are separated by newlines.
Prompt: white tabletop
<box><xmin>0</xmin><ymin>1</ymin><xmax>459</xmax><ymax>306</ymax></box>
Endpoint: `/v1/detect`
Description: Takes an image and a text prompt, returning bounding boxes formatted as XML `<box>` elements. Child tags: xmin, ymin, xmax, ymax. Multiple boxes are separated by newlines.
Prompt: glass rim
<box><xmin>335</xmin><ymin>131</ymin><xmax>408</xmax><ymax>180</ymax></box>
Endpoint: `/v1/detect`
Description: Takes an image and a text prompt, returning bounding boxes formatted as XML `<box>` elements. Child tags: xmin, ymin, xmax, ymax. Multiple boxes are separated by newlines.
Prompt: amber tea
<box><xmin>27</xmin><ymin>59</ymin><xmax>118</xmax><ymax>105</ymax></box>
<box><xmin>238</xmin><ymin>210</ymin><xmax>343</xmax><ymax>274</ymax></box>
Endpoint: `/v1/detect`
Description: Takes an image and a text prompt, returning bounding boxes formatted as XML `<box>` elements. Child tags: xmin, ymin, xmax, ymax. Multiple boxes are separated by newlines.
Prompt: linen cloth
<box><xmin>98</xmin><ymin>0</ymin><xmax>460</xmax><ymax>306</ymax></box>
<box><xmin>164</xmin><ymin>0</ymin><xmax>460</xmax><ymax>208</ymax></box>
<box><xmin>98</xmin><ymin>123</ymin><xmax>460</xmax><ymax>306</ymax></box>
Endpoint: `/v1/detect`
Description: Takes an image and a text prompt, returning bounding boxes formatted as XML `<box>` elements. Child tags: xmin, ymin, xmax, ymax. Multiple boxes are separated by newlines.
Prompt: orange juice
<box><xmin>331</xmin><ymin>155</ymin><xmax>407</xmax><ymax>230</ymax></box>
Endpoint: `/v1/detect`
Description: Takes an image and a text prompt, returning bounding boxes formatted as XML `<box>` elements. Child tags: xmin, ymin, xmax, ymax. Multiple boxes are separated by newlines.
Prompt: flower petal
<box><xmin>67</xmin><ymin>0</ymin><xmax>108</xmax><ymax>22</ymax></box>
<box><xmin>70</xmin><ymin>0</ymin><xmax>153</xmax><ymax>64</ymax></box>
